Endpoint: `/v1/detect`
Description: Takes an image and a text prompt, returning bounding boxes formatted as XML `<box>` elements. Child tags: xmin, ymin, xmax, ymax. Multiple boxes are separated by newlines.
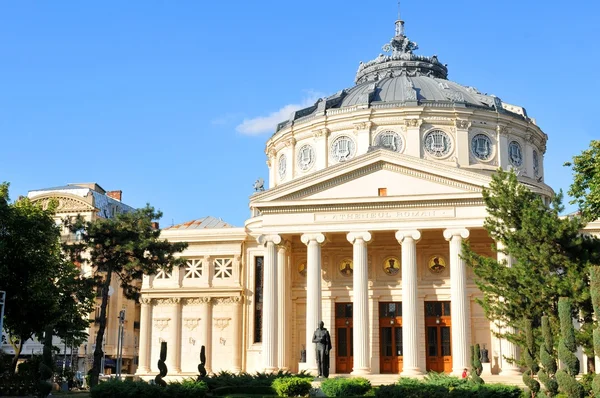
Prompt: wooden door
<box><xmin>379</xmin><ymin>302</ymin><xmax>403</xmax><ymax>373</ymax></box>
<box><xmin>335</xmin><ymin>303</ymin><xmax>353</xmax><ymax>373</ymax></box>
<box><xmin>425</xmin><ymin>301</ymin><xmax>452</xmax><ymax>373</ymax></box>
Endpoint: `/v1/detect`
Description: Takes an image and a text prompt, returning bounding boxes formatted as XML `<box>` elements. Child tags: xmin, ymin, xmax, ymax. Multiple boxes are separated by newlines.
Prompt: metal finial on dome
<box><xmin>354</xmin><ymin>13</ymin><xmax>448</xmax><ymax>84</ymax></box>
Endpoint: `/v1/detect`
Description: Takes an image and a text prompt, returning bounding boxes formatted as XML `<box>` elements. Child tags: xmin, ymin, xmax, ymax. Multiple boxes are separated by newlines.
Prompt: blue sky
<box><xmin>1</xmin><ymin>1</ymin><xmax>598</xmax><ymax>227</ymax></box>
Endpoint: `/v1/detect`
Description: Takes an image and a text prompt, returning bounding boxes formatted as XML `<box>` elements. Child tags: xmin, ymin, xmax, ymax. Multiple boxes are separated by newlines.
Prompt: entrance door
<box><xmin>379</xmin><ymin>302</ymin><xmax>403</xmax><ymax>373</ymax></box>
<box><xmin>335</xmin><ymin>303</ymin><xmax>353</xmax><ymax>373</ymax></box>
<box><xmin>425</xmin><ymin>301</ymin><xmax>452</xmax><ymax>373</ymax></box>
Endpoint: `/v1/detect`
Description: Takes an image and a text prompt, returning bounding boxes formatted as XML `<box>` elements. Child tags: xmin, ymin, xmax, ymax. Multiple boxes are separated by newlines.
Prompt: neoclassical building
<box><xmin>137</xmin><ymin>18</ymin><xmax>555</xmax><ymax>378</ymax></box>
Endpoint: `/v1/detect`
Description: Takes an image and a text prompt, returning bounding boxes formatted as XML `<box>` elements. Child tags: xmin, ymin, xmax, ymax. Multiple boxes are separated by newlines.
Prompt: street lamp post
<box><xmin>116</xmin><ymin>310</ymin><xmax>125</xmax><ymax>379</ymax></box>
<box><xmin>0</xmin><ymin>291</ymin><xmax>6</xmax><ymax>341</ymax></box>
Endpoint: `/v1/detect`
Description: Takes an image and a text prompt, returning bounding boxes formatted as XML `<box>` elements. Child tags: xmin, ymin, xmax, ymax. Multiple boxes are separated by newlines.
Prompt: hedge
<box><xmin>211</xmin><ymin>385</ymin><xmax>277</xmax><ymax>397</ymax></box>
<box><xmin>375</xmin><ymin>382</ymin><xmax>521</xmax><ymax>398</ymax></box>
<box><xmin>90</xmin><ymin>378</ymin><xmax>208</xmax><ymax>398</ymax></box>
<box><xmin>320</xmin><ymin>377</ymin><xmax>372</xmax><ymax>397</ymax></box>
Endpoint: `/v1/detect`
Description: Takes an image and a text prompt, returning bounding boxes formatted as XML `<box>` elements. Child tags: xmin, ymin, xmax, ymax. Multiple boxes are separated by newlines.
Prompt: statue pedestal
<box><xmin>298</xmin><ymin>362</ymin><xmax>318</xmax><ymax>376</ymax></box>
<box><xmin>481</xmin><ymin>363</ymin><xmax>493</xmax><ymax>376</ymax></box>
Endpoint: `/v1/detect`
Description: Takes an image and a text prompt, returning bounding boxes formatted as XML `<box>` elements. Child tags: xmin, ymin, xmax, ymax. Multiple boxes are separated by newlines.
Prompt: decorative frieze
<box><xmin>353</xmin><ymin>121</ymin><xmax>372</xmax><ymax>131</ymax></box>
<box><xmin>183</xmin><ymin>318</ymin><xmax>201</xmax><ymax>331</ymax></box>
<box><xmin>154</xmin><ymin>318</ymin><xmax>171</xmax><ymax>331</ymax></box>
<box><xmin>140</xmin><ymin>297</ymin><xmax>152</xmax><ymax>305</ymax></box>
<box><xmin>213</xmin><ymin>296</ymin><xmax>242</xmax><ymax>305</ymax></box>
<box><xmin>214</xmin><ymin>317</ymin><xmax>232</xmax><ymax>331</ymax></box>
<box><xmin>186</xmin><ymin>297</ymin><xmax>211</xmax><ymax>305</ymax></box>
<box><xmin>454</xmin><ymin>119</ymin><xmax>469</xmax><ymax>129</ymax></box>
<box><xmin>155</xmin><ymin>298</ymin><xmax>181</xmax><ymax>305</ymax></box>
<box><xmin>404</xmin><ymin>119</ymin><xmax>421</xmax><ymax>128</ymax></box>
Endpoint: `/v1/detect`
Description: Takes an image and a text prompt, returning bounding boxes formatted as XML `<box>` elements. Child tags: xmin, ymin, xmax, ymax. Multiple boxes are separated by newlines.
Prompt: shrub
<box><xmin>91</xmin><ymin>378</ymin><xmax>208</xmax><ymax>398</ymax></box>
<box><xmin>423</xmin><ymin>372</ymin><xmax>468</xmax><ymax>388</ymax></box>
<box><xmin>320</xmin><ymin>377</ymin><xmax>371</xmax><ymax>397</ymax></box>
<box><xmin>376</xmin><ymin>381</ymin><xmax>522</xmax><ymax>398</ymax></box>
<box><xmin>211</xmin><ymin>385</ymin><xmax>276</xmax><ymax>396</ymax></box>
<box><xmin>556</xmin><ymin>297</ymin><xmax>584</xmax><ymax>398</ymax></box>
<box><xmin>272</xmin><ymin>376</ymin><xmax>312</xmax><ymax>397</ymax></box>
<box><xmin>376</xmin><ymin>383</ymin><xmax>447</xmax><ymax>398</ymax></box>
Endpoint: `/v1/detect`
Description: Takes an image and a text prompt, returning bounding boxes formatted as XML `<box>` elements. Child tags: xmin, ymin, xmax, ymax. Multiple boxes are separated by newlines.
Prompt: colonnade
<box><xmin>258</xmin><ymin>228</ymin><xmax>478</xmax><ymax>376</ymax></box>
<box><xmin>136</xmin><ymin>295</ymin><xmax>243</xmax><ymax>375</ymax></box>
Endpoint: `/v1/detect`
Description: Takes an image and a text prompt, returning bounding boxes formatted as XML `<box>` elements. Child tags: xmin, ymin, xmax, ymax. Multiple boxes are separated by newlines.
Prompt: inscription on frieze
<box><xmin>315</xmin><ymin>207</ymin><xmax>455</xmax><ymax>223</ymax></box>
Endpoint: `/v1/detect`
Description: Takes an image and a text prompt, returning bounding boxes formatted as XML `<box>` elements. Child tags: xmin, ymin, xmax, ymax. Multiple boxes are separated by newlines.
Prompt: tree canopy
<box><xmin>0</xmin><ymin>182</ymin><xmax>95</xmax><ymax>373</ymax></box>
<box><xmin>64</xmin><ymin>205</ymin><xmax>187</xmax><ymax>386</ymax></box>
<box><xmin>462</xmin><ymin>170</ymin><xmax>600</xmax><ymax>358</ymax></box>
<box><xmin>565</xmin><ymin>139</ymin><xmax>600</xmax><ymax>222</ymax></box>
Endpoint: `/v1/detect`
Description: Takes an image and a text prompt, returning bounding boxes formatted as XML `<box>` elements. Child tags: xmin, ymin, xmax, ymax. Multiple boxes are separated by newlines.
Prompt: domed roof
<box><xmin>275</xmin><ymin>19</ymin><xmax>530</xmax><ymax>133</ymax></box>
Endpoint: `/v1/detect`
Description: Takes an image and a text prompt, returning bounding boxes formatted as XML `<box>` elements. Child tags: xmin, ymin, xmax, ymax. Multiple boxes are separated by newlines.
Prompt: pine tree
<box><xmin>556</xmin><ymin>297</ymin><xmax>583</xmax><ymax>398</ymax></box>
<box><xmin>462</xmin><ymin>169</ymin><xmax>600</xmax><ymax>359</ymax></box>
<box><xmin>565</xmin><ymin>140</ymin><xmax>600</xmax><ymax>222</ymax></box>
<box><xmin>64</xmin><ymin>205</ymin><xmax>187</xmax><ymax>387</ymax></box>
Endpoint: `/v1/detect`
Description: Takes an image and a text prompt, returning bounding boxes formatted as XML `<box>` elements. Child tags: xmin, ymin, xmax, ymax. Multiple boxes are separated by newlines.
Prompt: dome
<box><xmin>275</xmin><ymin>19</ymin><xmax>529</xmax><ymax>134</ymax></box>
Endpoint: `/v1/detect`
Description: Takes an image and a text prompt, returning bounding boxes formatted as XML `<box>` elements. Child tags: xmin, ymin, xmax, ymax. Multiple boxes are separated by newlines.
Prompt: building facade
<box><xmin>137</xmin><ymin>18</ymin><xmax>556</xmax><ymax>378</ymax></box>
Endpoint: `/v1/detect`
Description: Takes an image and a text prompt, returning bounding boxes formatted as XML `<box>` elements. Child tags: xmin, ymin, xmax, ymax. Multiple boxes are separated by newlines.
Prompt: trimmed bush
<box><xmin>211</xmin><ymin>385</ymin><xmax>276</xmax><ymax>396</ymax></box>
<box><xmin>556</xmin><ymin>297</ymin><xmax>583</xmax><ymax>398</ymax></box>
<box><xmin>320</xmin><ymin>377</ymin><xmax>371</xmax><ymax>397</ymax></box>
<box><xmin>422</xmin><ymin>372</ymin><xmax>468</xmax><ymax>388</ymax></box>
<box><xmin>203</xmin><ymin>370</ymin><xmax>312</xmax><ymax>391</ymax></box>
<box><xmin>272</xmin><ymin>376</ymin><xmax>312</xmax><ymax>397</ymax></box>
<box><xmin>376</xmin><ymin>382</ymin><xmax>522</xmax><ymax>398</ymax></box>
<box><xmin>521</xmin><ymin>318</ymin><xmax>540</xmax><ymax>396</ymax></box>
<box><xmin>537</xmin><ymin>315</ymin><xmax>558</xmax><ymax>397</ymax></box>
<box><xmin>90</xmin><ymin>378</ymin><xmax>208</xmax><ymax>398</ymax></box>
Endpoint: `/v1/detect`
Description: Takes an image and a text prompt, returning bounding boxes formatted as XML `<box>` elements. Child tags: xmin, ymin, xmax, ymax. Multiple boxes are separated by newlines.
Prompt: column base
<box><xmin>264</xmin><ymin>366</ymin><xmax>279</xmax><ymax>373</ymax></box>
<box><xmin>481</xmin><ymin>363</ymin><xmax>493</xmax><ymax>376</ymax></box>
<box><xmin>400</xmin><ymin>367</ymin><xmax>423</xmax><ymax>376</ymax></box>
<box><xmin>135</xmin><ymin>367</ymin><xmax>150</xmax><ymax>375</ymax></box>
<box><xmin>351</xmin><ymin>367</ymin><xmax>371</xmax><ymax>376</ymax></box>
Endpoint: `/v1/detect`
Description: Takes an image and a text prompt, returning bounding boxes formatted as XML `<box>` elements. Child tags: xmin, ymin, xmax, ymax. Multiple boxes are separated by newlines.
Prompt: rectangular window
<box><xmin>254</xmin><ymin>256</ymin><xmax>264</xmax><ymax>343</ymax></box>
<box><xmin>378</xmin><ymin>188</ymin><xmax>387</xmax><ymax>196</ymax></box>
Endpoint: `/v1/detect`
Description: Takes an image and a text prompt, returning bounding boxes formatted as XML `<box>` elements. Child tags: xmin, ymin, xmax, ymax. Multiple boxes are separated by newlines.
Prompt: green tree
<box><xmin>462</xmin><ymin>169</ymin><xmax>600</xmax><ymax>359</ymax></box>
<box><xmin>522</xmin><ymin>318</ymin><xmax>540</xmax><ymax>397</ymax></box>
<box><xmin>565</xmin><ymin>140</ymin><xmax>600</xmax><ymax>222</ymax></box>
<box><xmin>538</xmin><ymin>316</ymin><xmax>558</xmax><ymax>397</ymax></box>
<box><xmin>64</xmin><ymin>205</ymin><xmax>187</xmax><ymax>387</ymax></box>
<box><xmin>556</xmin><ymin>297</ymin><xmax>583</xmax><ymax>398</ymax></box>
<box><xmin>589</xmin><ymin>266</ymin><xmax>600</xmax><ymax>396</ymax></box>
<box><xmin>0</xmin><ymin>182</ymin><xmax>95</xmax><ymax>374</ymax></box>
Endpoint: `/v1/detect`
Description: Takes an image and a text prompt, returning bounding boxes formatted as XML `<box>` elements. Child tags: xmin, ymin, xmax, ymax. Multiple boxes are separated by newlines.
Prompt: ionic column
<box><xmin>199</xmin><ymin>297</ymin><xmax>212</xmax><ymax>374</ymax></box>
<box><xmin>136</xmin><ymin>297</ymin><xmax>152</xmax><ymax>374</ymax></box>
<box><xmin>395</xmin><ymin>230</ymin><xmax>422</xmax><ymax>376</ymax></box>
<box><xmin>277</xmin><ymin>243</ymin><xmax>289</xmax><ymax>370</ymax></box>
<box><xmin>231</xmin><ymin>296</ymin><xmax>243</xmax><ymax>373</ymax></box>
<box><xmin>168</xmin><ymin>298</ymin><xmax>182</xmax><ymax>373</ymax></box>
<box><xmin>257</xmin><ymin>234</ymin><xmax>281</xmax><ymax>372</ymax></box>
<box><xmin>347</xmin><ymin>231</ymin><xmax>372</xmax><ymax>375</ymax></box>
<box><xmin>300</xmin><ymin>233</ymin><xmax>326</xmax><ymax>374</ymax></box>
<box><xmin>496</xmin><ymin>241</ymin><xmax>521</xmax><ymax>376</ymax></box>
<box><xmin>443</xmin><ymin>228</ymin><xmax>471</xmax><ymax>376</ymax></box>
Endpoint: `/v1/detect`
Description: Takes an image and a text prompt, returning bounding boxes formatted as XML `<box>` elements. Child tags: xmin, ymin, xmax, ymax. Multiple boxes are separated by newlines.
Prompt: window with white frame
<box><xmin>155</xmin><ymin>269</ymin><xmax>172</xmax><ymax>279</ymax></box>
<box><xmin>184</xmin><ymin>259</ymin><xmax>203</xmax><ymax>279</ymax></box>
<box><xmin>214</xmin><ymin>258</ymin><xmax>233</xmax><ymax>279</ymax></box>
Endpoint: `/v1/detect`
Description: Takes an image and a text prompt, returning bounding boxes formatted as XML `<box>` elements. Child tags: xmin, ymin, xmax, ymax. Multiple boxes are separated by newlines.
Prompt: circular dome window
<box><xmin>330</xmin><ymin>135</ymin><xmax>356</xmax><ymax>163</ymax></box>
<box><xmin>424</xmin><ymin>130</ymin><xmax>452</xmax><ymax>158</ymax></box>
<box><xmin>297</xmin><ymin>144</ymin><xmax>316</xmax><ymax>171</ymax></box>
<box><xmin>508</xmin><ymin>141</ymin><xmax>523</xmax><ymax>167</ymax></box>
<box><xmin>471</xmin><ymin>134</ymin><xmax>493</xmax><ymax>161</ymax></box>
<box><xmin>375</xmin><ymin>130</ymin><xmax>404</xmax><ymax>153</ymax></box>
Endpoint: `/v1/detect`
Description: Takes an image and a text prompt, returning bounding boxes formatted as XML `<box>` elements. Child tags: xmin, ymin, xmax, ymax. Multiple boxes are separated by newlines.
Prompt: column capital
<box><xmin>346</xmin><ymin>231</ymin><xmax>372</xmax><ymax>244</ymax></box>
<box><xmin>443</xmin><ymin>228</ymin><xmax>470</xmax><ymax>241</ymax></box>
<box><xmin>395</xmin><ymin>229</ymin><xmax>421</xmax><ymax>243</ymax></box>
<box><xmin>300</xmin><ymin>233</ymin><xmax>325</xmax><ymax>245</ymax></box>
<box><xmin>140</xmin><ymin>297</ymin><xmax>152</xmax><ymax>305</ymax></box>
<box><xmin>257</xmin><ymin>234</ymin><xmax>282</xmax><ymax>246</ymax></box>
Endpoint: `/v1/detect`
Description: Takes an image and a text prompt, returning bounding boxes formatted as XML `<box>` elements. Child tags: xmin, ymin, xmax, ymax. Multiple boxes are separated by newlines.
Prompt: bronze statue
<box><xmin>312</xmin><ymin>321</ymin><xmax>332</xmax><ymax>378</ymax></box>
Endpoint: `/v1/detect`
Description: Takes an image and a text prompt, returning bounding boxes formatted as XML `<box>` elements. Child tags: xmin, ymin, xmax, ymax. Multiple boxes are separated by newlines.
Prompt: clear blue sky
<box><xmin>1</xmin><ymin>1</ymin><xmax>598</xmax><ymax>227</ymax></box>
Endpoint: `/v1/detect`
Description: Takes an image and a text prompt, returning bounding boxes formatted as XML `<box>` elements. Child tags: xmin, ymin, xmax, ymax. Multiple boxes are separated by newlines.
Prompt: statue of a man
<box><xmin>312</xmin><ymin>321</ymin><xmax>332</xmax><ymax>378</ymax></box>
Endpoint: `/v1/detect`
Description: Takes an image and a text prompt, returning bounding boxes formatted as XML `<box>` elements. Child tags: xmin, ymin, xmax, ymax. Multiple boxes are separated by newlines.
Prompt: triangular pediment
<box><xmin>29</xmin><ymin>192</ymin><xmax>96</xmax><ymax>213</ymax></box>
<box><xmin>251</xmin><ymin>150</ymin><xmax>491</xmax><ymax>206</ymax></box>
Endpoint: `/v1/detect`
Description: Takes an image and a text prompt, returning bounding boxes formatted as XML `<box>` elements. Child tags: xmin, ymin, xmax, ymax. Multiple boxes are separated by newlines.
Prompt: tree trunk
<box><xmin>9</xmin><ymin>337</ymin><xmax>24</xmax><ymax>374</ymax></box>
<box><xmin>89</xmin><ymin>271</ymin><xmax>112</xmax><ymax>387</ymax></box>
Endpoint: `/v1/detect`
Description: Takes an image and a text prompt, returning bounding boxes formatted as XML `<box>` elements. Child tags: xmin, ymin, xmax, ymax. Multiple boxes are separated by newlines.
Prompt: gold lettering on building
<box><xmin>314</xmin><ymin>208</ymin><xmax>455</xmax><ymax>223</ymax></box>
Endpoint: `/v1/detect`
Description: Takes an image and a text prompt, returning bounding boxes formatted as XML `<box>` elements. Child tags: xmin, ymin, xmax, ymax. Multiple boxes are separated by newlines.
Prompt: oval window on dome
<box><xmin>533</xmin><ymin>150</ymin><xmax>540</xmax><ymax>177</ymax></box>
<box><xmin>278</xmin><ymin>154</ymin><xmax>287</xmax><ymax>179</ymax></box>
<box><xmin>297</xmin><ymin>144</ymin><xmax>316</xmax><ymax>171</ymax></box>
<box><xmin>508</xmin><ymin>141</ymin><xmax>523</xmax><ymax>167</ymax></box>
<box><xmin>330</xmin><ymin>135</ymin><xmax>356</xmax><ymax>163</ymax></box>
<box><xmin>375</xmin><ymin>131</ymin><xmax>404</xmax><ymax>153</ymax></box>
<box><xmin>424</xmin><ymin>130</ymin><xmax>452</xmax><ymax>158</ymax></box>
<box><xmin>471</xmin><ymin>134</ymin><xmax>493</xmax><ymax>161</ymax></box>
